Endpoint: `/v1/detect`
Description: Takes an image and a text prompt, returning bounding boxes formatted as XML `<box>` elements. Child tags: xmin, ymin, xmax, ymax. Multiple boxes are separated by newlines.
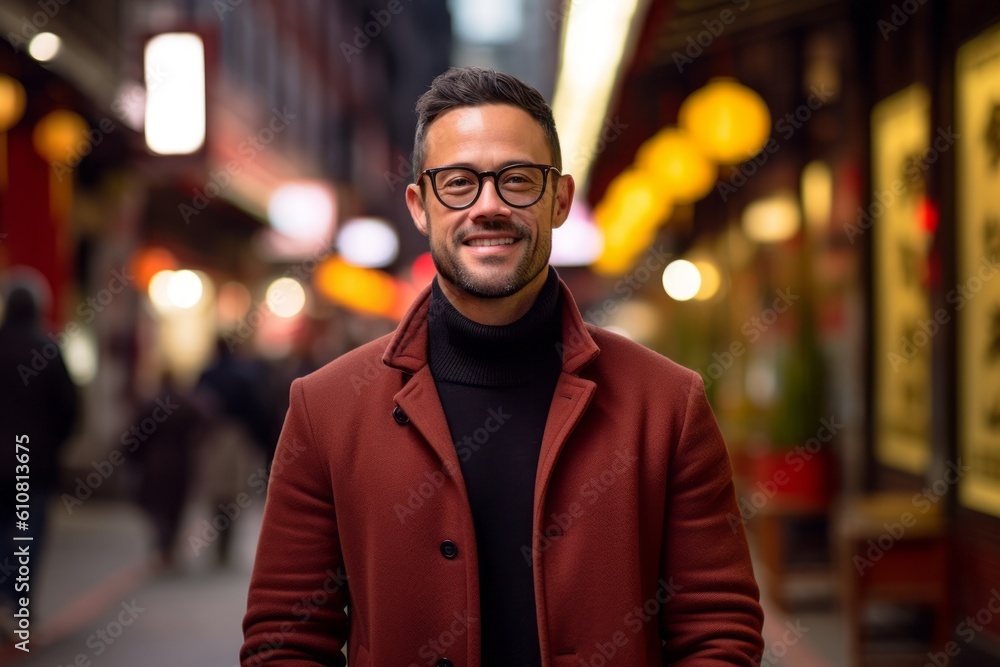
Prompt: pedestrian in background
<box><xmin>0</xmin><ymin>280</ymin><xmax>78</xmax><ymax>642</ymax></box>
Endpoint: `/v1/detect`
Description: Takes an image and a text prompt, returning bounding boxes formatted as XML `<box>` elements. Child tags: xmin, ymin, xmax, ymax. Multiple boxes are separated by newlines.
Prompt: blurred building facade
<box><xmin>576</xmin><ymin>0</ymin><xmax>1000</xmax><ymax>663</ymax></box>
<box><xmin>0</xmin><ymin>0</ymin><xmax>452</xmax><ymax>469</ymax></box>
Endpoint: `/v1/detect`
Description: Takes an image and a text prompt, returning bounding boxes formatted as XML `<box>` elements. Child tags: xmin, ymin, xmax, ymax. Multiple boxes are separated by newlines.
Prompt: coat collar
<box><xmin>381</xmin><ymin>268</ymin><xmax>601</xmax><ymax>376</ymax></box>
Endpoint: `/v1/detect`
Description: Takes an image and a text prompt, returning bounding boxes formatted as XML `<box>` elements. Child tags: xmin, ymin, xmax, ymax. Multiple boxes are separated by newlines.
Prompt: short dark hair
<box><xmin>412</xmin><ymin>67</ymin><xmax>562</xmax><ymax>183</ymax></box>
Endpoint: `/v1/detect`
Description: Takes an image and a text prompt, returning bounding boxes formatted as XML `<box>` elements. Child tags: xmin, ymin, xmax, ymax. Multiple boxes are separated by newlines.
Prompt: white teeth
<box><xmin>467</xmin><ymin>238</ymin><xmax>516</xmax><ymax>247</ymax></box>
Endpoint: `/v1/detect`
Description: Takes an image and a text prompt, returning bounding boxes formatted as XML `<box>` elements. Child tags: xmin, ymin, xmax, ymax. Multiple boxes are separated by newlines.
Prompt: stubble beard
<box><xmin>427</xmin><ymin>215</ymin><xmax>552</xmax><ymax>299</ymax></box>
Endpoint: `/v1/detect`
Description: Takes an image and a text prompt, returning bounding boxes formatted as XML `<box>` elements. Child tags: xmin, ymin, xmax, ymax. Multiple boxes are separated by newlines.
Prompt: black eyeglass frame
<box><xmin>418</xmin><ymin>163</ymin><xmax>562</xmax><ymax>210</ymax></box>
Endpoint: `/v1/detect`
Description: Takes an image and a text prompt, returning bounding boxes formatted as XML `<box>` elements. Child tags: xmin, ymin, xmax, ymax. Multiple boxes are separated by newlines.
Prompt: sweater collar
<box><xmin>383</xmin><ymin>266</ymin><xmax>600</xmax><ymax>377</ymax></box>
<box><xmin>427</xmin><ymin>267</ymin><xmax>562</xmax><ymax>387</ymax></box>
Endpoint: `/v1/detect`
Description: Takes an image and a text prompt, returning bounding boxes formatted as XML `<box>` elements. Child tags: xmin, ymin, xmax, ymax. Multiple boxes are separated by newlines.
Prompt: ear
<box><xmin>551</xmin><ymin>173</ymin><xmax>576</xmax><ymax>229</ymax></box>
<box><xmin>405</xmin><ymin>183</ymin><xmax>429</xmax><ymax>237</ymax></box>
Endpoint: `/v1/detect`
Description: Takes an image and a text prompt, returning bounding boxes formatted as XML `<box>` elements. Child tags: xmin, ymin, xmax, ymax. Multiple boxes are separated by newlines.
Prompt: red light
<box><xmin>411</xmin><ymin>252</ymin><xmax>437</xmax><ymax>288</ymax></box>
<box><xmin>917</xmin><ymin>196</ymin><xmax>939</xmax><ymax>234</ymax></box>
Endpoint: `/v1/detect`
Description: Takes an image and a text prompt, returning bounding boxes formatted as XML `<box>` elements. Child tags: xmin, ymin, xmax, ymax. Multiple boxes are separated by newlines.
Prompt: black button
<box><xmin>440</xmin><ymin>540</ymin><xmax>458</xmax><ymax>559</ymax></box>
<box><xmin>436</xmin><ymin>660</ymin><xmax>454</xmax><ymax>667</ymax></box>
<box><xmin>392</xmin><ymin>405</ymin><xmax>409</xmax><ymax>425</ymax></box>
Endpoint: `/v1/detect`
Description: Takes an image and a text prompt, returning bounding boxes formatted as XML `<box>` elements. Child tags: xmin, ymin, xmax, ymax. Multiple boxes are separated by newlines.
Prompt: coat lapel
<box><xmin>533</xmin><ymin>373</ymin><xmax>596</xmax><ymax>528</ymax></box>
<box><xmin>393</xmin><ymin>365</ymin><xmax>466</xmax><ymax>491</ymax></box>
<box><xmin>534</xmin><ymin>276</ymin><xmax>601</xmax><ymax>499</ymax></box>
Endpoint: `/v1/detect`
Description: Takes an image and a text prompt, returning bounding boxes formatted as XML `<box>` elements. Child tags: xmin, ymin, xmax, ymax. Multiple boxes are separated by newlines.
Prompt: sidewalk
<box><xmin>5</xmin><ymin>498</ymin><xmax>263</xmax><ymax>667</ymax></box>
<box><xmin>751</xmin><ymin>531</ymin><xmax>848</xmax><ymax>667</ymax></box>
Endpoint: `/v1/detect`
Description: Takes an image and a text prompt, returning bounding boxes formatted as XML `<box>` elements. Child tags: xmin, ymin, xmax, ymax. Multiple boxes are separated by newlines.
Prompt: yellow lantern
<box><xmin>594</xmin><ymin>169</ymin><xmax>671</xmax><ymax>231</ymax></box>
<box><xmin>593</xmin><ymin>169</ymin><xmax>672</xmax><ymax>275</ymax></box>
<box><xmin>635</xmin><ymin>127</ymin><xmax>716</xmax><ymax>203</ymax></box>
<box><xmin>0</xmin><ymin>75</ymin><xmax>27</xmax><ymax>131</ymax></box>
<box><xmin>32</xmin><ymin>109</ymin><xmax>88</xmax><ymax>164</ymax></box>
<box><xmin>679</xmin><ymin>78</ymin><xmax>771</xmax><ymax>164</ymax></box>
<box><xmin>32</xmin><ymin>109</ymin><xmax>89</xmax><ymax>225</ymax></box>
<box><xmin>0</xmin><ymin>75</ymin><xmax>27</xmax><ymax>190</ymax></box>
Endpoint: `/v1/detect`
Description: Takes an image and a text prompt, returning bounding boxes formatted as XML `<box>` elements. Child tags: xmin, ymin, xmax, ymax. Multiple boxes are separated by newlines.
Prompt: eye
<box><xmin>501</xmin><ymin>169</ymin><xmax>541</xmax><ymax>189</ymax></box>
<box><xmin>437</xmin><ymin>169</ymin><xmax>478</xmax><ymax>190</ymax></box>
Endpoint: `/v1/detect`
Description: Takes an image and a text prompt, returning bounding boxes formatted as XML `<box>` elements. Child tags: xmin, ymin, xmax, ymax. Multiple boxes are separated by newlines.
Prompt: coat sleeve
<box><xmin>659</xmin><ymin>371</ymin><xmax>765</xmax><ymax>665</ymax></box>
<box><xmin>241</xmin><ymin>378</ymin><xmax>349</xmax><ymax>666</ymax></box>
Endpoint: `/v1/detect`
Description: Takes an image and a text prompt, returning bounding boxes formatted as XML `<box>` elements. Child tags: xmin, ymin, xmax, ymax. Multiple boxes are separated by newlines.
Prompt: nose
<box><xmin>469</xmin><ymin>174</ymin><xmax>511</xmax><ymax>218</ymax></box>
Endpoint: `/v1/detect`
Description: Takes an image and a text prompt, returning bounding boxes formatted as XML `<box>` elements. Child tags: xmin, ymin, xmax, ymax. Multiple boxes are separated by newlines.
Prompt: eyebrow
<box><xmin>432</xmin><ymin>159</ymin><xmax>542</xmax><ymax>171</ymax></box>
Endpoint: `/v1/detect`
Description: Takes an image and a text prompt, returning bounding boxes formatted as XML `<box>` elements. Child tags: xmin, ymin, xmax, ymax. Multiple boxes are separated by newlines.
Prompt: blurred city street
<box><xmin>4</xmin><ymin>500</ymin><xmax>260</xmax><ymax>666</ymax></box>
<box><xmin>1</xmin><ymin>0</ymin><xmax>1000</xmax><ymax>665</ymax></box>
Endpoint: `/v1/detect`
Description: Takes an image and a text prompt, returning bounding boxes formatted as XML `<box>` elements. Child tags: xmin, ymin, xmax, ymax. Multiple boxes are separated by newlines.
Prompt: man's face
<box><xmin>405</xmin><ymin>104</ymin><xmax>574</xmax><ymax>299</ymax></box>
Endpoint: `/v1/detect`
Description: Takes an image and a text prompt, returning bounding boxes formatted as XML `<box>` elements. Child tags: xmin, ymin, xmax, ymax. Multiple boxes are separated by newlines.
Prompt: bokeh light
<box><xmin>662</xmin><ymin>259</ymin><xmax>702</xmax><ymax>301</ymax></box>
<box><xmin>28</xmin><ymin>32</ymin><xmax>62</xmax><ymax>61</ymax></box>
<box><xmin>265</xmin><ymin>277</ymin><xmax>307</xmax><ymax>318</ymax></box>
<box><xmin>337</xmin><ymin>217</ymin><xmax>399</xmax><ymax>268</ymax></box>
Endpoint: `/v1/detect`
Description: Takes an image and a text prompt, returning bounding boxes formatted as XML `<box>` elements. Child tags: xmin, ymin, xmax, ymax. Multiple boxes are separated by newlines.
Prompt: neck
<box><xmin>435</xmin><ymin>267</ymin><xmax>550</xmax><ymax>325</ymax></box>
<box><xmin>428</xmin><ymin>266</ymin><xmax>563</xmax><ymax>387</ymax></box>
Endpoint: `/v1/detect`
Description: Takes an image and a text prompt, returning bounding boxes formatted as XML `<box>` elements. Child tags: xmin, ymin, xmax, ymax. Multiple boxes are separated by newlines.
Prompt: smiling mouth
<box><xmin>464</xmin><ymin>238</ymin><xmax>518</xmax><ymax>247</ymax></box>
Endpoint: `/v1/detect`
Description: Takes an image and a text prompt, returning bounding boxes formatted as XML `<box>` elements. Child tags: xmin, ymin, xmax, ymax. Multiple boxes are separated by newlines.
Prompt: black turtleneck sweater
<box><xmin>427</xmin><ymin>266</ymin><xmax>563</xmax><ymax>667</ymax></box>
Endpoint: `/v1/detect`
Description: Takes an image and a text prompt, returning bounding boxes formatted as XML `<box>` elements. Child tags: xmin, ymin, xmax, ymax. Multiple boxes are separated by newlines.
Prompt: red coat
<box><xmin>242</xmin><ymin>275</ymin><xmax>764</xmax><ymax>666</ymax></box>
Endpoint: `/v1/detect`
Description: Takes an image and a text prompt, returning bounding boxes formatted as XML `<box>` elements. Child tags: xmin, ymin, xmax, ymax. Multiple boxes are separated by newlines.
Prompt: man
<box><xmin>242</xmin><ymin>67</ymin><xmax>764</xmax><ymax>667</ymax></box>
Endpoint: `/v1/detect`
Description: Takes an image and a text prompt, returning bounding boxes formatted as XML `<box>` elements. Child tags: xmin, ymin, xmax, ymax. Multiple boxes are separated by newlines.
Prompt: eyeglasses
<box><xmin>419</xmin><ymin>163</ymin><xmax>560</xmax><ymax>210</ymax></box>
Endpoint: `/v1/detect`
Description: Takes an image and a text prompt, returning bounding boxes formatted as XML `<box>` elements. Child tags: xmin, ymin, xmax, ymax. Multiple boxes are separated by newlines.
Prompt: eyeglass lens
<box><xmin>432</xmin><ymin>166</ymin><xmax>546</xmax><ymax>208</ymax></box>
